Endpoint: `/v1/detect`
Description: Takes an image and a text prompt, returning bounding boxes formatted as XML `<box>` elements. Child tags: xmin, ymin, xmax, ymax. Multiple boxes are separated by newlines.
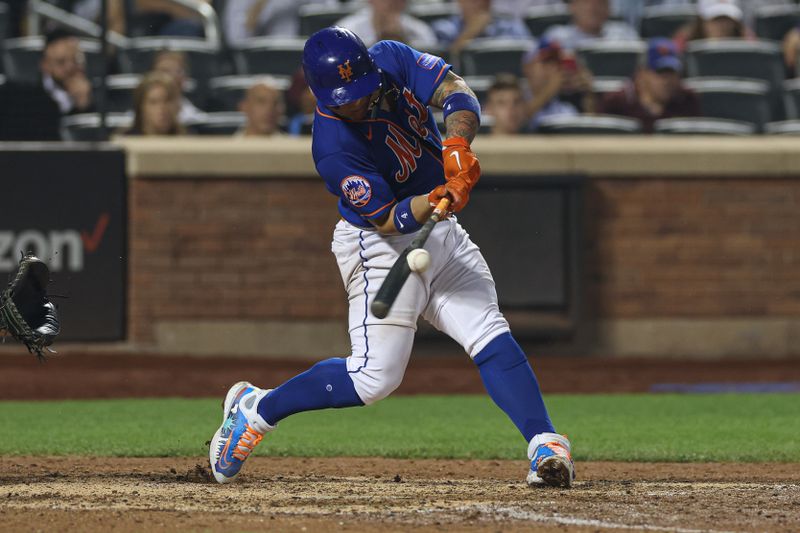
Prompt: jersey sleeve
<box><xmin>316</xmin><ymin>153</ymin><xmax>396</xmax><ymax>221</ymax></box>
<box><xmin>369</xmin><ymin>40</ymin><xmax>451</xmax><ymax>106</ymax></box>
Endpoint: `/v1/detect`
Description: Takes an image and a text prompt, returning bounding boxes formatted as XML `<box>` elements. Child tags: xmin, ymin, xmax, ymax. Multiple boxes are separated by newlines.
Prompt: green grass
<box><xmin>2</xmin><ymin>394</ymin><xmax>799</xmax><ymax>462</ymax></box>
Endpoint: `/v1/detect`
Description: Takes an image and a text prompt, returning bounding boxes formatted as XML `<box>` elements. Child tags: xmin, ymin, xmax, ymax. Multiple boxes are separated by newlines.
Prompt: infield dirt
<box><xmin>2</xmin><ymin>353</ymin><xmax>799</xmax><ymax>532</ymax></box>
<box><xmin>2</xmin><ymin>457</ymin><xmax>799</xmax><ymax>532</ymax></box>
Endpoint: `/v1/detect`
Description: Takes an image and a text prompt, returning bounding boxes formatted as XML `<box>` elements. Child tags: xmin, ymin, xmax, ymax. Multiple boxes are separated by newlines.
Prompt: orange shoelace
<box><xmin>232</xmin><ymin>424</ymin><xmax>264</xmax><ymax>461</ymax></box>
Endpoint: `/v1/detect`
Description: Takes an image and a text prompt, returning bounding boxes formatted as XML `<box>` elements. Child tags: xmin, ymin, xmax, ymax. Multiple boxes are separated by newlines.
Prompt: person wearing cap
<box><xmin>541</xmin><ymin>0</ymin><xmax>638</xmax><ymax>52</ymax></box>
<box><xmin>673</xmin><ymin>0</ymin><xmax>756</xmax><ymax>50</ymax></box>
<box><xmin>599</xmin><ymin>38</ymin><xmax>700</xmax><ymax>133</ymax></box>
<box><xmin>522</xmin><ymin>37</ymin><xmax>595</xmax><ymax>131</ymax></box>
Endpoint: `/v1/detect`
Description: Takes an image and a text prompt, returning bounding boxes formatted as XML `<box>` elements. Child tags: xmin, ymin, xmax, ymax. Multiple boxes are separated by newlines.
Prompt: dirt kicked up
<box><xmin>1</xmin><ymin>457</ymin><xmax>798</xmax><ymax>532</ymax></box>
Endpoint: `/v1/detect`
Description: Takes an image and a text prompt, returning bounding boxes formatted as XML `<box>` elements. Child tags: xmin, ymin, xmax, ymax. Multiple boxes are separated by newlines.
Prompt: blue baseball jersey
<box><xmin>311</xmin><ymin>40</ymin><xmax>451</xmax><ymax>228</ymax></box>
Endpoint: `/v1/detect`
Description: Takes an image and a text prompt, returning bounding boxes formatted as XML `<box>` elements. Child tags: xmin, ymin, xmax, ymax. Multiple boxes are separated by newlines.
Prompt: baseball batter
<box><xmin>210</xmin><ymin>27</ymin><xmax>575</xmax><ymax>488</ymax></box>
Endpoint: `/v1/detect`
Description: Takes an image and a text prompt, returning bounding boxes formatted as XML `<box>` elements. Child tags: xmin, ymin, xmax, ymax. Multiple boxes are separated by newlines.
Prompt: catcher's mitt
<box><xmin>0</xmin><ymin>253</ymin><xmax>60</xmax><ymax>361</ymax></box>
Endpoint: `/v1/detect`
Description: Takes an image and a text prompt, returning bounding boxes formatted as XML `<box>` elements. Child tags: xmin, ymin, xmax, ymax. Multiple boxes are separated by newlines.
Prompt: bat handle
<box><xmin>431</xmin><ymin>197</ymin><xmax>450</xmax><ymax>222</ymax></box>
<box><xmin>409</xmin><ymin>197</ymin><xmax>450</xmax><ymax>250</ymax></box>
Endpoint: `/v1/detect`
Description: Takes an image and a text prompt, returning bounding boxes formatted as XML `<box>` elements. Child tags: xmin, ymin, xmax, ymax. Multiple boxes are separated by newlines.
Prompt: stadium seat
<box><xmin>408</xmin><ymin>3</ymin><xmax>459</xmax><ymax>26</ymax></box>
<box><xmin>592</xmin><ymin>76</ymin><xmax>627</xmax><ymax>98</ymax></box>
<box><xmin>754</xmin><ymin>5</ymin><xmax>800</xmax><ymax>42</ymax></box>
<box><xmin>685</xmin><ymin>39</ymin><xmax>785</xmax><ymax>89</ymax></box>
<box><xmin>639</xmin><ymin>4</ymin><xmax>697</xmax><ymax>39</ymax></box>
<box><xmin>523</xmin><ymin>4</ymin><xmax>570</xmax><ymax>37</ymax></box>
<box><xmin>207</xmin><ymin>75</ymin><xmax>290</xmax><ymax>112</ymax></box>
<box><xmin>683</xmin><ymin>77</ymin><xmax>771</xmax><ymax>131</ymax></box>
<box><xmin>576</xmin><ymin>40</ymin><xmax>646</xmax><ymax>78</ymax></box>
<box><xmin>298</xmin><ymin>5</ymin><xmax>357</xmax><ymax>37</ymax></box>
<box><xmin>3</xmin><ymin>36</ymin><xmax>104</xmax><ymax>83</ymax></box>
<box><xmin>783</xmin><ymin>78</ymin><xmax>800</xmax><ymax>119</ymax></box>
<box><xmin>459</xmin><ymin>39</ymin><xmax>533</xmax><ymax>77</ymax></box>
<box><xmin>60</xmin><ymin>112</ymin><xmax>133</xmax><ymax>141</ymax></box>
<box><xmin>234</xmin><ymin>37</ymin><xmax>306</xmax><ymax>76</ymax></box>
<box><xmin>764</xmin><ymin>120</ymin><xmax>800</xmax><ymax>135</ymax></box>
<box><xmin>190</xmin><ymin>111</ymin><xmax>246</xmax><ymax>135</ymax></box>
<box><xmin>105</xmin><ymin>74</ymin><xmax>141</xmax><ymax>112</ymax></box>
<box><xmin>536</xmin><ymin>114</ymin><xmax>642</xmax><ymax>134</ymax></box>
<box><xmin>653</xmin><ymin>117</ymin><xmax>756</xmax><ymax>135</ymax></box>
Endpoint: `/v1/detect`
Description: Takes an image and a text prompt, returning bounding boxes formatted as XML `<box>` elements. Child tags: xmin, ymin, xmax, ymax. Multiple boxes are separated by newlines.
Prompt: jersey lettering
<box><xmin>402</xmin><ymin>88</ymin><xmax>429</xmax><ymax>139</ymax></box>
<box><xmin>385</xmin><ymin>123</ymin><xmax>422</xmax><ymax>183</ymax></box>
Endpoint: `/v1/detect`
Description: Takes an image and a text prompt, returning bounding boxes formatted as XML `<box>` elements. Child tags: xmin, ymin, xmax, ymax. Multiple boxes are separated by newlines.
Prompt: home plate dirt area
<box><xmin>1</xmin><ymin>457</ymin><xmax>798</xmax><ymax>532</ymax></box>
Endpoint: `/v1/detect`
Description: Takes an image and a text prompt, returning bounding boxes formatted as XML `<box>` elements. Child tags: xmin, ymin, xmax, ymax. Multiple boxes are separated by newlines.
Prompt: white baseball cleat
<box><xmin>526</xmin><ymin>432</ymin><xmax>575</xmax><ymax>488</ymax></box>
<box><xmin>209</xmin><ymin>381</ymin><xmax>274</xmax><ymax>484</ymax></box>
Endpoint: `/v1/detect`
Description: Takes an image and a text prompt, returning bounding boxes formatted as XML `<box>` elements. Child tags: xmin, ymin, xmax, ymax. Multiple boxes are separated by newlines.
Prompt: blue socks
<box><xmin>473</xmin><ymin>332</ymin><xmax>555</xmax><ymax>442</ymax></box>
<box><xmin>256</xmin><ymin>333</ymin><xmax>552</xmax><ymax>441</ymax></box>
<box><xmin>257</xmin><ymin>357</ymin><xmax>364</xmax><ymax>426</ymax></box>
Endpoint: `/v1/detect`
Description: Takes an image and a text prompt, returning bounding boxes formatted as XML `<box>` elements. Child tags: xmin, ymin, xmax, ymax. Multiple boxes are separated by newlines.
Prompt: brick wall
<box><xmin>128</xmin><ymin>175</ymin><xmax>800</xmax><ymax>344</ymax></box>
<box><xmin>584</xmin><ymin>178</ymin><xmax>800</xmax><ymax>318</ymax></box>
<box><xmin>129</xmin><ymin>178</ymin><xmax>345</xmax><ymax>342</ymax></box>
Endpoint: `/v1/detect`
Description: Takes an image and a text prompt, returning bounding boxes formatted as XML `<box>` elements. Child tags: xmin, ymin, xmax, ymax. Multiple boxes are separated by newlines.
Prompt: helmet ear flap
<box><xmin>302</xmin><ymin>27</ymin><xmax>382</xmax><ymax>108</ymax></box>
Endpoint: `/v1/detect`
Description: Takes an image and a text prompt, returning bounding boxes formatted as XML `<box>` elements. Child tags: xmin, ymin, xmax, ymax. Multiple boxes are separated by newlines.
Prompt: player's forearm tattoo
<box><xmin>431</xmin><ymin>71</ymin><xmax>479</xmax><ymax>144</ymax></box>
<box><xmin>444</xmin><ymin>111</ymin><xmax>478</xmax><ymax>144</ymax></box>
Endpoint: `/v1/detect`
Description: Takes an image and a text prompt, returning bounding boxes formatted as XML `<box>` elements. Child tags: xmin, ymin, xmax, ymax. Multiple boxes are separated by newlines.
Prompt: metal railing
<box><xmin>26</xmin><ymin>0</ymin><xmax>221</xmax><ymax>48</ymax></box>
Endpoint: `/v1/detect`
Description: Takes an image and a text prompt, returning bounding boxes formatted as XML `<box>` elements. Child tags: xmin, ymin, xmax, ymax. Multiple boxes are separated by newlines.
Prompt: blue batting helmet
<box><xmin>302</xmin><ymin>27</ymin><xmax>381</xmax><ymax>108</ymax></box>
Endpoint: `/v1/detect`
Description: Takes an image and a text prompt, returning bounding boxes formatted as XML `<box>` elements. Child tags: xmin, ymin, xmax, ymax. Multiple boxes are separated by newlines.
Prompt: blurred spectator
<box><xmin>335</xmin><ymin>0</ymin><xmax>437</xmax><ymax>48</ymax></box>
<box><xmin>611</xmin><ymin>0</ymin><xmax>789</xmax><ymax>35</ymax></box>
<box><xmin>236</xmin><ymin>79</ymin><xmax>287</xmax><ymax>137</ymax></box>
<box><xmin>40</xmin><ymin>30</ymin><xmax>95</xmax><ymax>114</ymax></box>
<box><xmin>126</xmin><ymin>71</ymin><xmax>185</xmax><ymax>135</ymax></box>
<box><xmin>783</xmin><ymin>27</ymin><xmax>800</xmax><ymax>71</ymax></box>
<box><xmin>67</xmin><ymin>0</ymin><xmax>127</xmax><ymax>35</ymax></box>
<box><xmin>286</xmin><ymin>68</ymin><xmax>317</xmax><ymax>135</ymax></box>
<box><xmin>0</xmin><ymin>29</ymin><xmax>94</xmax><ymax>141</ymax></box>
<box><xmin>542</xmin><ymin>0</ymin><xmax>638</xmax><ymax>51</ymax></box>
<box><xmin>522</xmin><ymin>37</ymin><xmax>594</xmax><ymax>130</ymax></box>
<box><xmin>482</xmin><ymin>73</ymin><xmax>526</xmax><ymax>135</ymax></box>
<box><xmin>674</xmin><ymin>0</ymin><xmax>754</xmax><ymax>49</ymax></box>
<box><xmin>151</xmin><ymin>50</ymin><xmax>206</xmax><ymax>125</ymax></box>
<box><xmin>223</xmin><ymin>0</ymin><xmax>337</xmax><ymax>46</ymax></box>
<box><xmin>132</xmin><ymin>0</ymin><xmax>211</xmax><ymax>37</ymax></box>
<box><xmin>432</xmin><ymin>0</ymin><xmax>533</xmax><ymax>57</ymax></box>
<box><xmin>599</xmin><ymin>38</ymin><xmax>700</xmax><ymax>133</ymax></box>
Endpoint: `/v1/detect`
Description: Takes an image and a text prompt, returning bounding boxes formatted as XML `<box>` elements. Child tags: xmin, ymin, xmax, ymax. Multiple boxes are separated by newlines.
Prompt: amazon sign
<box><xmin>0</xmin><ymin>146</ymin><xmax>126</xmax><ymax>341</ymax></box>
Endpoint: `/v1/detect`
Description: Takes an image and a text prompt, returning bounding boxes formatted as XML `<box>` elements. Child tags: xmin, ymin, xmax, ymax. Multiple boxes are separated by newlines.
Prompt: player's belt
<box><xmin>340</xmin><ymin>217</ymin><xmax>374</xmax><ymax>231</ymax></box>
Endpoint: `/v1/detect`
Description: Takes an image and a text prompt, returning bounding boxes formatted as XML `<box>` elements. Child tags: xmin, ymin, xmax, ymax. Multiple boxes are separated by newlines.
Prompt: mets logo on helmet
<box><xmin>338</xmin><ymin>60</ymin><xmax>353</xmax><ymax>82</ymax></box>
<box><xmin>341</xmin><ymin>175</ymin><xmax>371</xmax><ymax>207</ymax></box>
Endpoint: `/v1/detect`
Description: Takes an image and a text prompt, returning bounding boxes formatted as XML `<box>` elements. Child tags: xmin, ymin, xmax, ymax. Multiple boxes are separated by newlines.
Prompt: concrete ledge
<box><xmin>153</xmin><ymin>320</ymin><xmax>350</xmax><ymax>357</ymax></box>
<box><xmin>593</xmin><ymin>318</ymin><xmax>800</xmax><ymax>359</ymax></box>
<box><xmin>134</xmin><ymin>318</ymin><xmax>800</xmax><ymax>358</ymax></box>
<box><xmin>116</xmin><ymin>136</ymin><xmax>800</xmax><ymax>178</ymax></box>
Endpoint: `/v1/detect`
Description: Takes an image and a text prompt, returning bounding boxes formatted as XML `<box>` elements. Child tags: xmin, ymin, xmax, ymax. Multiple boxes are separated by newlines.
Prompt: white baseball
<box><xmin>406</xmin><ymin>248</ymin><xmax>431</xmax><ymax>273</ymax></box>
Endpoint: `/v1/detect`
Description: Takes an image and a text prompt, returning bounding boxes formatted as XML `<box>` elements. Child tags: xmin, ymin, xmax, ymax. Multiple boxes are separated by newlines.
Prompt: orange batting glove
<box><xmin>428</xmin><ymin>176</ymin><xmax>471</xmax><ymax>213</ymax></box>
<box><xmin>442</xmin><ymin>137</ymin><xmax>481</xmax><ymax>188</ymax></box>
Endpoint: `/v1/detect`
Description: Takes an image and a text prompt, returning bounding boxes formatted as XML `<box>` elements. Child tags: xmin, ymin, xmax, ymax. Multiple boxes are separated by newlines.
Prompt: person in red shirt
<box><xmin>599</xmin><ymin>38</ymin><xmax>700</xmax><ymax>133</ymax></box>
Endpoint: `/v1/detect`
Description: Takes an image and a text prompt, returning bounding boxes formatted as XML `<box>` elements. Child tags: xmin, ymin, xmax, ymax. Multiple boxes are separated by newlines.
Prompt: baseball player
<box><xmin>210</xmin><ymin>27</ymin><xmax>575</xmax><ymax>488</ymax></box>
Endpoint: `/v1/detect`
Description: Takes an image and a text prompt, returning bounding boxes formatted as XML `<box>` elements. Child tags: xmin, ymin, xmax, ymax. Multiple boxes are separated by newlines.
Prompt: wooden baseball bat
<box><xmin>371</xmin><ymin>197</ymin><xmax>450</xmax><ymax>319</ymax></box>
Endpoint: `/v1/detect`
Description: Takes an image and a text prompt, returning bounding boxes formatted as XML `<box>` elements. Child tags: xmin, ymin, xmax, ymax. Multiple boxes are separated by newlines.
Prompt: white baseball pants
<box><xmin>331</xmin><ymin>217</ymin><xmax>510</xmax><ymax>405</ymax></box>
